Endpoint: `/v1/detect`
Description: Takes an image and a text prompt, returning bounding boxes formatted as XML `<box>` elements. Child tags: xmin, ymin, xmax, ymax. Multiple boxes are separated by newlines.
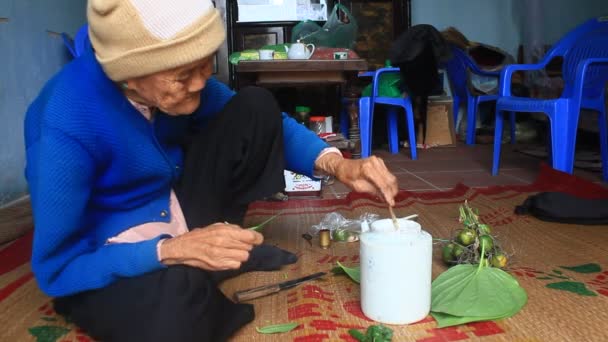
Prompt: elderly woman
<box><xmin>24</xmin><ymin>1</ymin><xmax>398</xmax><ymax>341</ymax></box>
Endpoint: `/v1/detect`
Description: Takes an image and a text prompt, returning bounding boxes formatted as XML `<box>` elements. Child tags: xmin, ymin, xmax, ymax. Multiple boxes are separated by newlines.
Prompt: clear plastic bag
<box><xmin>310</xmin><ymin>212</ymin><xmax>380</xmax><ymax>242</ymax></box>
<box><xmin>292</xmin><ymin>4</ymin><xmax>358</xmax><ymax>49</ymax></box>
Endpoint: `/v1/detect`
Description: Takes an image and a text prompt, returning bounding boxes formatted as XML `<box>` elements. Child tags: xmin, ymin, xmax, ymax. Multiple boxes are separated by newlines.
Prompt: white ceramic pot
<box><xmin>360</xmin><ymin>218</ymin><xmax>432</xmax><ymax>325</ymax></box>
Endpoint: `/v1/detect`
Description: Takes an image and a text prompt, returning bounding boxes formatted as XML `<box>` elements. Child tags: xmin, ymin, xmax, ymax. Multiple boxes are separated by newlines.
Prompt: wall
<box><xmin>412</xmin><ymin>0</ymin><xmax>519</xmax><ymax>56</ymax></box>
<box><xmin>517</xmin><ymin>0</ymin><xmax>608</xmax><ymax>45</ymax></box>
<box><xmin>0</xmin><ymin>0</ymin><xmax>86</xmax><ymax>206</ymax></box>
<box><xmin>412</xmin><ymin>0</ymin><xmax>608</xmax><ymax>58</ymax></box>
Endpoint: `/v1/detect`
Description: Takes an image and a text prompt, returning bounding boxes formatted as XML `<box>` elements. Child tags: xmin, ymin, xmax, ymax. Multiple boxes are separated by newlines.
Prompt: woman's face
<box><xmin>125</xmin><ymin>56</ymin><xmax>215</xmax><ymax>115</ymax></box>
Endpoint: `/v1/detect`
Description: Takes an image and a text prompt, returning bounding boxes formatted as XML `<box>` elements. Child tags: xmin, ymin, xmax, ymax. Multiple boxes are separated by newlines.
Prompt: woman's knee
<box><xmin>230</xmin><ymin>86</ymin><xmax>283</xmax><ymax>123</ymax></box>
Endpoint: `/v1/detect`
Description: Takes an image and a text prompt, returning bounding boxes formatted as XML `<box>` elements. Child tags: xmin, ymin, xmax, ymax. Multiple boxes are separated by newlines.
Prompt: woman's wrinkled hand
<box><xmin>159</xmin><ymin>222</ymin><xmax>263</xmax><ymax>271</ymax></box>
<box><xmin>315</xmin><ymin>153</ymin><xmax>398</xmax><ymax>206</ymax></box>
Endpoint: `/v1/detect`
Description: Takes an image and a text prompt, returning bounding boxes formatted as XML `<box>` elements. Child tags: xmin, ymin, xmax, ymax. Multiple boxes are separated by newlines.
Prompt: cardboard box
<box><xmin>417</xmin><ymin>96</ymin><xmax>457</xmax><ymax>146</ymax></box>
<box><xmin>284</xmin><ymin>170</ymin><xmax>321</xmax><ymax>196</ymax></box>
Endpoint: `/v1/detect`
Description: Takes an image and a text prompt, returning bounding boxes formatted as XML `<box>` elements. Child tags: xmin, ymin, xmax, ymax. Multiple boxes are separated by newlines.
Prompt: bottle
<box><xmin>294</xmin><ymin>106</ymin><xmax>311</xmax><ymax>128</ymax></box>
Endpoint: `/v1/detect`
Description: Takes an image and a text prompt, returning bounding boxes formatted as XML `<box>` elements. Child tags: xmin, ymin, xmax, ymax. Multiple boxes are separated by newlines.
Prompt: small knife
<box><xmin>233</xmin><ymin>271</ymin><xmax>326</xmax><ymax>303</ymax></box>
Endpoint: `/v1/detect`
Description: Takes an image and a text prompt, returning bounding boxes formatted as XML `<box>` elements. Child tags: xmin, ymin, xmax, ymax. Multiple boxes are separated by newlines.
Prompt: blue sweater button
<box><xmin>160</xmin><ymin>210</ymin><xmax>168</xmax><ymax>218</ymax></box>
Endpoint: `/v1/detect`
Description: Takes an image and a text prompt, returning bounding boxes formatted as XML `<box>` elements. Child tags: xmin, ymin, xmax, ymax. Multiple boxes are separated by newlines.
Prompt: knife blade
<box><xmin>233</xmin><ymin>271</ymin><xmax>326</xmax><ymax>303</ymax></box>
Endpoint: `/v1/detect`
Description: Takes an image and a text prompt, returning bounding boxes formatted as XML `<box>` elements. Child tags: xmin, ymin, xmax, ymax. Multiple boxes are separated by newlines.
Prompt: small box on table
<box><xmin>284</xmin><ymin>170</ymin><xmax>322</xmax><ymax>197</ymax></box>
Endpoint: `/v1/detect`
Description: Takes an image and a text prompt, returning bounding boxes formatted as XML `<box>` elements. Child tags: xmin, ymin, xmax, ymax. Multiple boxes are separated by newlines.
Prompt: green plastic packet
<box><xmin>361</xmin><ymin>73</ymin><xmax>402</xmax><ymax>98</ymax></box>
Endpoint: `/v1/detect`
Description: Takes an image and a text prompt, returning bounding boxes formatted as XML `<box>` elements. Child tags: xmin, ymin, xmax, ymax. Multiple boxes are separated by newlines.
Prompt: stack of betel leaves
<box><xmin>431</xmin><ymin>201</ymin><xmax>527</xmax><ymax>327</ymax></box>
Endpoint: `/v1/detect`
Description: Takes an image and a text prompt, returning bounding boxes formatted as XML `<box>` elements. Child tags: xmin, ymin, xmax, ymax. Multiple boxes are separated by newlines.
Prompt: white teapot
<box><xmin>285</xmin><ymin>41</ymin><xmax>315</xmax><ymax>60</ymax></box>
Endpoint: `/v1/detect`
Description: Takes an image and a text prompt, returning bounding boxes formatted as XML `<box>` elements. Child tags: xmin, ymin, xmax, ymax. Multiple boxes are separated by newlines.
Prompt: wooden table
<box><xmin>235</xmin><ymin>59</ymin><xmax>368</xmax><ymax>87</ymax></box>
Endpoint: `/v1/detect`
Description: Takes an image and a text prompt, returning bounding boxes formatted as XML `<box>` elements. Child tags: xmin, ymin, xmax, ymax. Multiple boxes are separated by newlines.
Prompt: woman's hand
<box><xmin>159</xmin><ymin>222</ymin><xmax>263</xmax><ymax>271</ymax></box>
<box><xmin>315</xmin><ymin>153</ymin><xmax>398</xmax><ymax>206</ymax></box>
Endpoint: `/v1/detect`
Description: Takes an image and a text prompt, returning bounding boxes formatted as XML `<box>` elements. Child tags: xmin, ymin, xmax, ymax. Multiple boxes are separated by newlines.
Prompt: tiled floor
<box><xmin>321</xmin><ymin>143</ymin><xmax>606</xmax><ymax>199</ymax></box>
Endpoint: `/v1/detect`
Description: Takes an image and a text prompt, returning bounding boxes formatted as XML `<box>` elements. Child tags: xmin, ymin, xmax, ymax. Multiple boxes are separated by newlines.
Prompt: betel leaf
<box><xmin>431</xmin><ymin>277</ymin><xmax>527</xmax><ymax>327</ymax></box>
<box><xmin>248</xmin><ymin>212</ymin><xmax>282</xmax><ymax>232</ymax></box>
<box><xmin>337</xmin><ymin>261</ymin><xmax>361</xmax><ymax>284</ymax></box>
<box><xmin>331</xmin><ymin>266</ymin><xmax>345</xmax><ymax>275</ymax></box>
<box><xmin>255</xmin><ymin>322</ymin><xmax>299</xmax><ymax>334</ymax></box>
<box><xmin>559</xmin><ymin>263</ymin><xmax>602</xmax><ymax>274</ymax></box>
<box><xmin>431</xmin><ymin>264</ymin><xmax>527</xmax><ymax>318</ymax></box>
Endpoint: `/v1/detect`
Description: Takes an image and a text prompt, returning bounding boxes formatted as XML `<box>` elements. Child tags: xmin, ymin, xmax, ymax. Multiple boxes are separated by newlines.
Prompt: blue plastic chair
<box><xmin>493</xmin><ymin>17</ymin><xmax>608</xmax><ymax>181</ymax></box>
<box><xmin>358</xmin><ymin>68</ymin><xmax>417</xmax><ymax>160</ymax></box>
<box><xmin>445</xmin><ymin>46</ymin><xmax>515</xmax><ymax>145</ymax></box>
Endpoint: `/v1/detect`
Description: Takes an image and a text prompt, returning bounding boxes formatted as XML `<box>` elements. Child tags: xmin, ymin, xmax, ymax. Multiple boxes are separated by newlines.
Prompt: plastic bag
<box><xmin>361</xmin><ymin>73</ymin><xmax>403</xmax><ymax>98</ymax></box>
<box><xmin>292</xmin><ymin>4</ymin><xmax>358</xmax><ymax>49</ymax></box>
<box><xmin>310</xmin><ymin>212</ymin><xmax>380</xmax><ymax>242</ymax></box>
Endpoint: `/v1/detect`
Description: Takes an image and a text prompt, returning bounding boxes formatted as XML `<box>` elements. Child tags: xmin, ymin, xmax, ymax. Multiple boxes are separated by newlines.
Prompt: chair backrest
<box><xmin>544</xmin><ymin>16</ymin><xmax>608</xmax><ymax>59</ymax></box>
<box><xmin>544</xmin><ymin>17</ymin><xmax>608</xmax><ymax>98</ymax></box>
<box><xmin>563</xmin><ymin>32</ymin><xmax>608</xmax><ymax>97</ymax></box>
<box><xmin>445</xmin><ymin>46</ymin><xmax>473</xmax><ymax>98</ymax></box>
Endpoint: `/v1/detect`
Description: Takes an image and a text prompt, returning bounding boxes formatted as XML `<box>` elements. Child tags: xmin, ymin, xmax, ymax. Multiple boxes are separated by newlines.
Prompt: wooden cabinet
<box><xmin>223</xmin><ymin>1</ymin><xmax>412</xmax><ymax>88</ymax></box>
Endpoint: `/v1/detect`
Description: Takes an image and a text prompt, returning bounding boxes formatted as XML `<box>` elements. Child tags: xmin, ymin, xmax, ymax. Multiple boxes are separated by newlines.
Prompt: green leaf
<box><xmin>28</xmin><ymin>326</ymin><xmax>70</xmax><ymax>342</ymax></box>
<box><xmin>559</xmin><ymin>263</ymin><xmax>602</xmax><ymax>274</ymax></box>
<box><xmin>248</xmin><ymin>212</ymin><xmax>282</xmax><ymax>232</ymax></box>
<box><xmin>348</xmin><ymin>325</ymin><xmax>393</xmax><ymax>342</ymax></box>
<box><xmin>348</xmin><ymin>329</ymin><xmax>367</xmax><ymax>341</ymax></box>
<box><xmin>331</xmin><ymin>266</ymin><xmax>345</xmax><ymax>275</ymax></box>
<box><xmin>256</xmin><ymin>322</ymin><xmax>299</xmax><ymax>334</ymax></box>
<box><xmin>431</xmin><ymin>279</ymin><xmax>527</xmax><ymax>327</ymax></box>
<box><xmin>336</xmin><ymin>261</ymin><xmax>360</xmax><ymax>284</ymax></box>
<box><xmin>546</xmin><ymin>281</ymin><xmax>597</xmax><ymax>296</ymax></box>
<box><xmin>431</xmin><ymin>264</ymin><xmax>527</xmax><ymax>318</ymax></box>
<box><xmin>366</xmin><ymin>325</ymin><xmax>393</xmax><ymax>341</ymax></box>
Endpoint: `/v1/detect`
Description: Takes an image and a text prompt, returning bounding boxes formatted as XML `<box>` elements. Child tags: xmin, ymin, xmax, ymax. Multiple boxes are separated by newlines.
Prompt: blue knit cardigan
<box><xmin>24</xmin><ymin>48</ymin><xmax>328</xmax><ymax>296</ymax></box>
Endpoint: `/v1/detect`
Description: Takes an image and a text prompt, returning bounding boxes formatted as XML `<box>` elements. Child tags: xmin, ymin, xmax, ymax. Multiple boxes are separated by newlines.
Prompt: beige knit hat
<box><xmin>87</xmin><ymin>0</ymin><xmax>225</xmax><ymax>81</ymax></box>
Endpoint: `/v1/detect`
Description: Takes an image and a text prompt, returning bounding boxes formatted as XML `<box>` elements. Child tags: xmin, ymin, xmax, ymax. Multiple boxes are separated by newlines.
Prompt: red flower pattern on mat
<box><xmin>589</xmin><ymin>270</ymin><xmax>608</xmax><ymax>297</ymax></box>
<box><xmin>467</xmin><ymin>321</ymin><xmax>505</xmax><ymax>337</ymax></box>
<box><xmin>316</xmin><ymin>255</ymin><xmax>358</xmax><ymax>265</ymax></box>
<box><xmin>479</xmin><ymin>207</ymin><xmax>529</xmax><ymax>227</ymax></box>
<box><xmin>75</xmin><ymin>335</ymin><xmax>93</xmax><ymax>342</ymax></box>
<box><xmin>342</xmin><ymin>300</ymin><xmax>372</xmax><ymax>322</ymax></box>
<box><xmin>338</xmin><ymin>333</ymin><xmax>358</xmax><ymax>342</ymax></box>
<box><xmin>289</xmin><ymin>303</ymin><xmax>324</xmax><ymax>320</ymax></box>
<box><xmin>416</xmin><ymin>321</ymin><xmax>504</xmax><ymax>341</ymax></box>
<box><xmin>417</xmin><ymin>326</ymin><xmax>469</xmax><ymax>342</ymax></box>
<box><xmin>309</xmin><ymin>319</ymin><xmax>364</xmax><ymax>331</ymax></box>
<box><xmin>294</xmin><ymin>333</ymin><xmax>330</xmax><ymax>342</ymax></box>
<box><xmin>302</xmin><ymin>285</ymin><xmax>335</xmax><ymax>302</ymax></box>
